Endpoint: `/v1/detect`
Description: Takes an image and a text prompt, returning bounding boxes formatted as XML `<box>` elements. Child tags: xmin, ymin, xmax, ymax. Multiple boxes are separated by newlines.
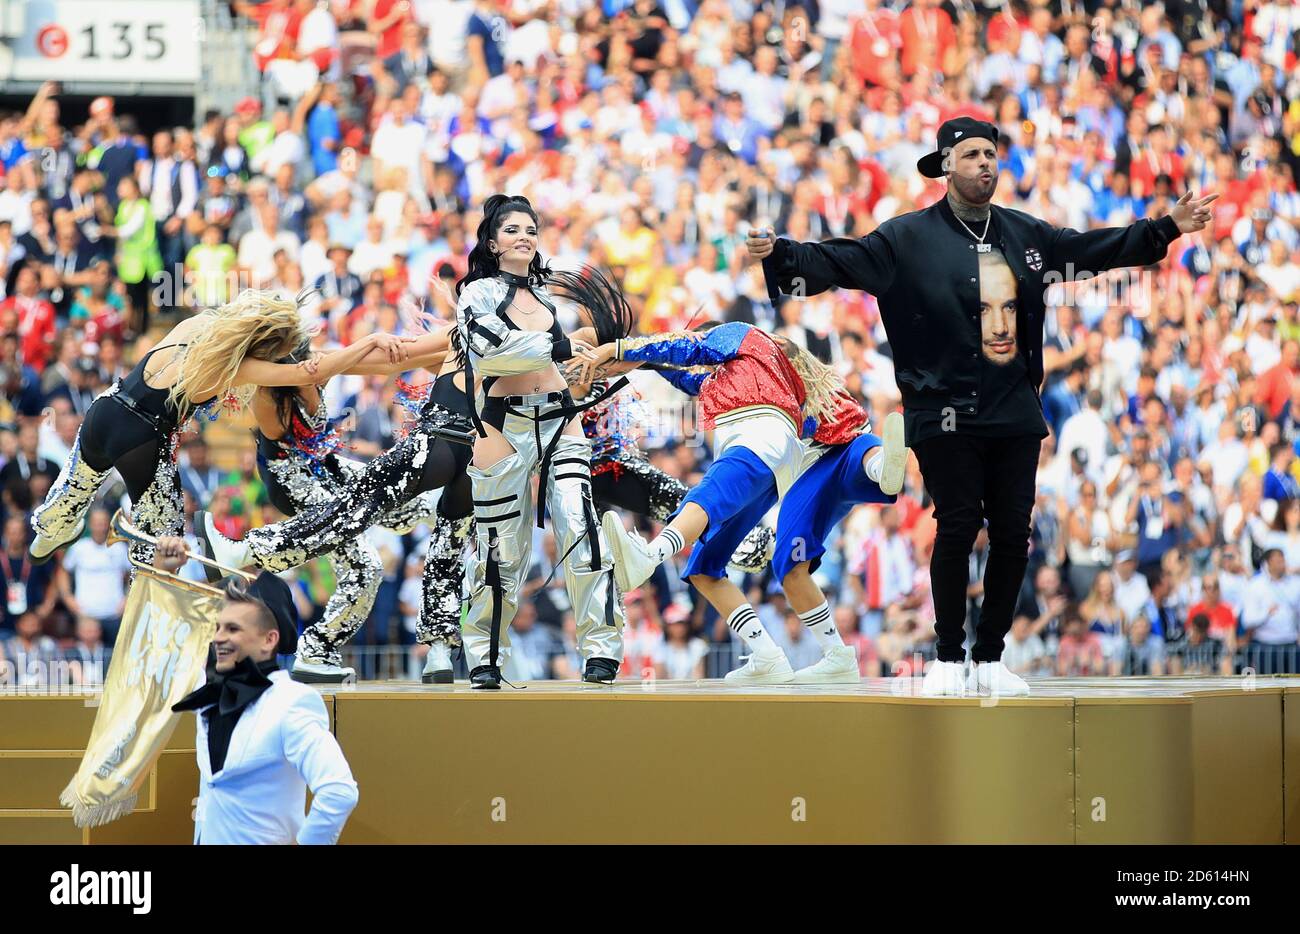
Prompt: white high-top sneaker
<box><xmin>878</xmin><ymin>411</ymin><xmax>908</xmax><ymax>496</ymax></box>
<box><xmin>199</xmin><ymin>511</ymin><xmax>252</xmax><ymax>570</ymax></box>
<box><xmin>966</xmin><ymin>661</ymin><xmax>1030</xmax><ymax>697</ymax></box>
<box><xmin>724</xmin><ymin>649</ymin><xmax>795</xmax><ymax>685</ymax></box>
<box><xmin>291</xmin><ymin>658</ymin><xmax>356</xmax><ymax>684</ymax></box>
<box><xmin>792</xmin><ymin>645</ymin><xmax>861</xmax><ymax>684</ymax></box>
<box><xmin>422</xmin><ymin>642</ymin><xmax>454</xmax><ymax>684</ymax></box>
<box><xmin>921</xmin><ymin>660</ymin><xmax>968</xmax><ymax>697</ymax></box>
<box><xmin>601</xmin><ymin>512</ymin><xmax>660</xmax><ymax>592</ymax></box>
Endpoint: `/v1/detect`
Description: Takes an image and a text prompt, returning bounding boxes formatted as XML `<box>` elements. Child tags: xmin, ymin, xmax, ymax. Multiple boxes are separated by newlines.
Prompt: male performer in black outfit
<box><xmin>749</xmin><ymin>116</ymin><xmax>1216</xmax><ymax>696</ymax></box>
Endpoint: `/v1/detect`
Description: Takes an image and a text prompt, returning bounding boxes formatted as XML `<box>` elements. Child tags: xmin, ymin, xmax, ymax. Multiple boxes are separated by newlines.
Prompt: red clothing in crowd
<box><xmin>1256</xmin><ymin>360</ymin><xmax>1296</xmax><ymax>419</ymax></box>
<box><xmin>83</xmin><ymin>305</ymin><xmax>126</xmax><ymax>347</ymax></box>
<box><xmin>1129</xmin><ymin>147</ymin><xmax>1186</xmax><ymax>198</ymax></box>
<box><xmin>899</xmin><ymin>4</ymin><xmax>955</xmax><ymax>77</ymax></box>
<box><xmin>5</xmin><ymin>294</ymin><xmax>57</xmax><ymax>371</ymax></box>
<box><xmin>984</xmin><ymin>8</ymin><xmax>1027</xmax><ymax>52</ymax></box>
<box><xmin>1185</xmin><ymin>601</ymin><xmax>1236</xmax><ymax>640</ymax></box>
<box><xmin>251</xmin><ymin>2</ymin><xmax>304</xmax><ymax>71</ymax></box>
<box><xmin>371</xmin><ymin>0</ymin><xmax>412</xmax><ymax>60</ymax></box>
<box><xmin>848</xmin><ymin>7</ymin><xmax>902</xmax><ymax>88</ymax></box>
<box><xmin>1057</xmin><ymin>631</ymin><xmax>1106</xmax><ymax>675</ymax></box>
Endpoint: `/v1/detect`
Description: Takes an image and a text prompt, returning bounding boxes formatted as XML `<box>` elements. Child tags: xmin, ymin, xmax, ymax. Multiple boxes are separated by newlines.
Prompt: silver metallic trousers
<box><xmin>261</xmin><ymin>452</ymin><xmax>438</xmax><ymax>667</ymax></box>
<box><xmin>462</xmin><ymin>401</ymin><xmax>624</xmax><ymax>671</ymax></box>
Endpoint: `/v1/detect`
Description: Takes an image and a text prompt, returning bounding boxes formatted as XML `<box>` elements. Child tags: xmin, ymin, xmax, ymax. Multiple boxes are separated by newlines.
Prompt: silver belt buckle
<box><xmin>515</xmin><ymin>392</ymin><xmax>552</xmax><ymax>406</ymax></box>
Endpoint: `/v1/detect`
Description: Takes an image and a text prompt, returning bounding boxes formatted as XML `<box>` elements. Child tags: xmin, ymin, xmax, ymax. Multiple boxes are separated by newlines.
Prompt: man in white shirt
<box><xmin>59</xmin><ymin>509</ymin><xmax>131</xmax><ymax>646</ymax></box>
<box><xmin>370</xmin><ymin>98</ymin><xmax>430</xmax><ymax>207</ymax></box>
<box><xmin>1241</xmin><ymin>547</ymin><xmax>1300</xmax><ymax>672</ymax></box>
<box><xmin>237</xmin><ymin>203</ymin><xmax>301</xmax><ymax>287</ymax></box>
<box><xmin>348</xmin><ymin>214</ymin><xmax>399</xmax><ymax>280</ymax></box>
<box><xmin>415</xmin><ymin>0</ymin><xmax>473</xmax><ymax>85</ymax></box>
<box><xmin>1056</xmin><ymin>389</ymin><xmax>1108</xmax><ymax>476</ymax></box>
<box><xmin>162</xmin><ymin>537</ymin><xmax>358</xmax><ymax>846</ymax></box>
<box><xmin>1113</xmin><ymin>551</ymin><xmax>1153</xmax><ymax>625</ymax></box>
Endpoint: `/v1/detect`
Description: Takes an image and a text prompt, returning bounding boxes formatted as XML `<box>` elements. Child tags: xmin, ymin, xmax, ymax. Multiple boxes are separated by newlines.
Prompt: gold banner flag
<box><xmin>60</xmin><ymin>568</ymin><xmax>222</xmax><ymax>828</ymax></box>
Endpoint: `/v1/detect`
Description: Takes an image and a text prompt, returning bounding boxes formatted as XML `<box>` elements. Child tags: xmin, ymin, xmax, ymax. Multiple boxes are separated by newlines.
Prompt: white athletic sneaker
<box><xmin>601</xmin><ymin>511</ymin><xmax>659</xmax><ymax>592</ymax></box>
<box><xmin>724</xmin><ymin>650</ymin><xmax>795</xmax><ymax>685</ymax></box>
<box><xmin>202</xmin><ymin>511</ymin><xmax>252</xmax><ymax>570</ymax></box>
<box><xmin>966</xmin><ymin>661</ymin><xmax>1030</xmax><ymax>697</ymax></box>
<box><xmin>29</xmin><ymin>517</ymin><xmax>85</xmax><ymax>564</ymax></box>
<box><xmin>291</xmin><ymin>659</ymin><xmax>356</xmax><ymax>684</ymax></box>
<box><xmin>878</xmin><ymin>411</ymin><xmax>908</xmax><ymax>496</ymax></box>
<box><xmin>921</xmin><ymin>659</ymin><xmax>968</xmax><ymax>697</ymax></box>
<box><xmin>422</xmin><ymin>642</ymin><xmax>454</xmax><ymax>684</ymax></box>
<box><xmin>792</xmin><ymin>645</ymin><xmax>861</xmax><ymax>684</ymax></box>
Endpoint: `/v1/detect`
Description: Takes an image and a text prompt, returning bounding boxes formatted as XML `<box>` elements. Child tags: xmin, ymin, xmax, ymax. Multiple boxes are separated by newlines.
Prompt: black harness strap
<box><xmin>485</xmin><ymin>527</ymin><xmax>503</xmax><ymax>669</ymax></box>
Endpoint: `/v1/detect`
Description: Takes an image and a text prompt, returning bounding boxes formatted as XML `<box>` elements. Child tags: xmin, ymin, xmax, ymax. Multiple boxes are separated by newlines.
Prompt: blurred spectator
<box><xmin>64</xmin><ymin>615</ymin><xmax>110</xmax><ymax>687</ymax></box>
<box><xmin>0</xmin><ymin>514</ymin><xmax>58</xmax><ymax>635</ymax></box>
<box><xmin>56</xmin><ymin>509</ymin><xmax>130</xmax><ymax>647</ymax></box>
<box><xmin>1241</xmin><ymin>547</ymin><xmax>1300</xmax><ymax>672</ymax></box>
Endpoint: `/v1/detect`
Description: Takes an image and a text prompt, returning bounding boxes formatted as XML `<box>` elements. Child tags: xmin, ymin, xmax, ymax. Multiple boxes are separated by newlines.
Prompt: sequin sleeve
<box><xmin>656</xmin><ymin>367</ymin><xmax>707</xmax><ymax>397</ymax></box>
<box><xmin>617</xmin><ymin>321</ymin><xmax>751</xmax><ymax>367</ymax></box>
<box><xmin>456</xmin><ymin>278</ymin><xmax>555</xmax><ymax>376</ymax></box>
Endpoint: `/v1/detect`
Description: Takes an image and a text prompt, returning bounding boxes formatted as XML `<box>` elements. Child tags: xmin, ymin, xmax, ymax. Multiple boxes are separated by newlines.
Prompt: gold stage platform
<box><xmin>2</xmin><ymin>677</ymin><xmax>1297</xmax><ymax>844</ymax></box>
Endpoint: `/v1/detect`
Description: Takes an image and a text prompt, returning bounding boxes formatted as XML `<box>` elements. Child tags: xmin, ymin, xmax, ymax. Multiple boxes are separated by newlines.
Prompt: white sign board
<box><xmin>9</xmin><ymin>0</ymin><xmax>202</xmax><ymax>84</ymax></box>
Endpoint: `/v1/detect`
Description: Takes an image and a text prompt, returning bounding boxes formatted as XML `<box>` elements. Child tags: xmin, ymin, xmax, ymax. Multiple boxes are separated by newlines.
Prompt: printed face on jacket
<box><xmin>979</xmin><ymin>250</ymin><xmax>1018</xmax><ymax>366</ymax></box>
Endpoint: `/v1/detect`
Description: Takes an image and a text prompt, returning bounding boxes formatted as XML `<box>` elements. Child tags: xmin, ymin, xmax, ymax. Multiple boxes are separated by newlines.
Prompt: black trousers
<box><xmin>912</xmin><ymin>433</ymin><xmax>1041</xmax><ymax>664</ymax></box>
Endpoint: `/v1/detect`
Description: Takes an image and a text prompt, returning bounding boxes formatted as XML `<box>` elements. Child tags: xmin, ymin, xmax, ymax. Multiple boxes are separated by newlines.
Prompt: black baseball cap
<box><xmin>918</xmin><ymin>117</ymin><xmax>1000</xmax><ymax>179</ymax></box>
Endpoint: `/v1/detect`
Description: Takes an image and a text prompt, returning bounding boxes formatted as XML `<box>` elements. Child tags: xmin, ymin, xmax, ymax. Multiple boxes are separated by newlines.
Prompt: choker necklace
<box><xmin>497</xmin><ymin>269</ymin><xmax>534</xmax><ymax>287</ymax></box>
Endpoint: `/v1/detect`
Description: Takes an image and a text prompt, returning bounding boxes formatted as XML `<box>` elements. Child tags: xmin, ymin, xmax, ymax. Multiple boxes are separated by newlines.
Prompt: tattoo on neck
<box><xmin>948</xmin><ymin>191</ymin><xmax>990</xmax><ymax>224</ymax></box>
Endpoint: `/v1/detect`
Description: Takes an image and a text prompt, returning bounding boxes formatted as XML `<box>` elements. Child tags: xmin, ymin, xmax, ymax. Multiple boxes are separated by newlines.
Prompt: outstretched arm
<box><xmin>1045</xmin><ymin>192</ymin><xmax>1217</xmax><ymax>279</ymax></box>
<box><xmin>232</xmin><ymin>333</ymin><xmax>413</xmax><ymax>388</ymax></box>
<box><xmin>343</xmin><ymin>328</ymin><xmax>452</xmax><ymax>375</ymax></box>
<box><xmin>749</xmin><ymin>227</ymin><xmax>898</xmax><ymax>303</ymax></box>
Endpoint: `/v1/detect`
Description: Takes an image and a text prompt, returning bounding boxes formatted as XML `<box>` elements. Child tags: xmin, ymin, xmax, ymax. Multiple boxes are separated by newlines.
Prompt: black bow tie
<box><xmin>172</xmin><ymin>654</ymin><xmax>279</xmax><ymax>717</ymax></box>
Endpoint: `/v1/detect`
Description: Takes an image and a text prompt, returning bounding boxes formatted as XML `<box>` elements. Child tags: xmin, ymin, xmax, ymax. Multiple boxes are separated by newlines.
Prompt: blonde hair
<box><xmin>784</xmin><ymin>342</ymin><xmax>851</xmax><ymax>429</ymax></box>
<box><xmin>166</xmin><ymin>289</ymin><xmax>312</xmax><ymax>416</ymax></box>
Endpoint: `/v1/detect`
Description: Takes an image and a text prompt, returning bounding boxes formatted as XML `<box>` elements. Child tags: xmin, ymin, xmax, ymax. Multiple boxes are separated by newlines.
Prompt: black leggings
<box><xmin>246</xmin><ymin>403</ymin><xmax>473</xmax><ymax>570</ymax></box>
<box><xmin>79</xmin><ymin>395</ymin><xmax>170</xmax><ymax>504</ymax></box>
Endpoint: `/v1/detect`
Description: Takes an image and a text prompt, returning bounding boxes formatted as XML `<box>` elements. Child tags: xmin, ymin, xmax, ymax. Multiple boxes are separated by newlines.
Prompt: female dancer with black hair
<box><xmin>452</xmin><ymin>193</ymin><xmax>634</xmax><ymax>688</ymax></box>
<box><xmin>200</xmin><ymin>221</ymin><xmax>632</xmax><ymax>687</ymax></box>
<box><xmin>30</xmin><ymin>289</ymin><xmax>413</xmax><ymax>568</ymax></box>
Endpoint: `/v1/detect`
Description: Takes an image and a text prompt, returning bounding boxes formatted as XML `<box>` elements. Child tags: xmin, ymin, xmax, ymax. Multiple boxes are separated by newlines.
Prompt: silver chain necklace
<box><xmin>954</xmin><ymin>211</ymin><xmax>992</xmax><ymax>253</ymax></box>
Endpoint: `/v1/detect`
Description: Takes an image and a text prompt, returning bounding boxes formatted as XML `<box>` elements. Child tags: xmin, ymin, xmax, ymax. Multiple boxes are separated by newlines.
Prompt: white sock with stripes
<box><xmin>864</xmin><ymin>449</ymin><xmax>885</xmax><ymax>484</ymax></box>
<box><xmin>649</xmin><ymin>526</ymin><xmax>686</xmax><ymax>562</ymax></box>
<box><xmin>799</xmin><ymin>602</ymin><xmax>843</xmax><ymax>651</ymax></box>
<box><xmin>727</xmin><ymin>604</ymin><xmax>779</xmax><ymax>655</ymax></box>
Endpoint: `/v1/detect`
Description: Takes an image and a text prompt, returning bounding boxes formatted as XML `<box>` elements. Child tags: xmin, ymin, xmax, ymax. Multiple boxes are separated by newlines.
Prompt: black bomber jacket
<box><xmin>762</xmin><ymin>195</ymin><xmax>1182</xmax><ymax>418</ymax></box>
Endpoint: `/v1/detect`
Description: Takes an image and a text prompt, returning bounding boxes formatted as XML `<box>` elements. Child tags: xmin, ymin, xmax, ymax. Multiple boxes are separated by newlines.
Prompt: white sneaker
<box><xmin>724</xmin><ymin>650</ymin><xmax>795</xmax><ymax>685</ymax></box>
<box><xmin>966</xmin><ymin>661</ymin><xmax>1030</xmax><ymax>697</ymax></box>
<box><xmin>422</xmin><ymin>642</ymin><xmax>454</xmax><ymax>684</ymax></box>
<box><xmin>30</xmin><ymin>517</ymin><xmax>85</xmax><ymax>564</ymax></box>
<box><xmin>793</xmin><ymin>645</ymin><xmax>861</xmax><ymax>684</ymax></box>
<box><xmin>921</xmin><ymin>660</ymin><xmax>968</xmax><ymax>697</ymax></box>
<box><xmin>878</xmin><ymin>411</ymin><xmax>908</xmax><ymax>496</ymax></box>
<box><xmin>201</xmin><ymin>511</ymin><xmax>252</xmax><ymax>570</ymax></box>
<box><xmin>601</xmin><ymin>511</ymin><xmax>660</xmax><ymax>592</ymax></box>
<box><xmin>291</xmin><ymin>659</ymin><xmax>356</xmax><ymax>684</ymax></box>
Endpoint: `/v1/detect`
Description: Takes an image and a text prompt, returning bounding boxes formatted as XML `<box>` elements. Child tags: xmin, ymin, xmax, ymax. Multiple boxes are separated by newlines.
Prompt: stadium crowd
<box><xmin>2</xmin><ymin>0</ymin><xmax>1300</xmax><ymax>687</ymax></box>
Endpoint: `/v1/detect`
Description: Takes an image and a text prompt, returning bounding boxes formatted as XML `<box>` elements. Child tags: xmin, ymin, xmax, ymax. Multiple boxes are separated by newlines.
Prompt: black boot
<box><xmin>469</xmin><ymin>665</ymin><xmax>502</xmax><ymax>690</ymax></box>
<box><xmin>583</xmin><ymin>657</ymin><xmax>619</xmax><ymax>684</ymax></box>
